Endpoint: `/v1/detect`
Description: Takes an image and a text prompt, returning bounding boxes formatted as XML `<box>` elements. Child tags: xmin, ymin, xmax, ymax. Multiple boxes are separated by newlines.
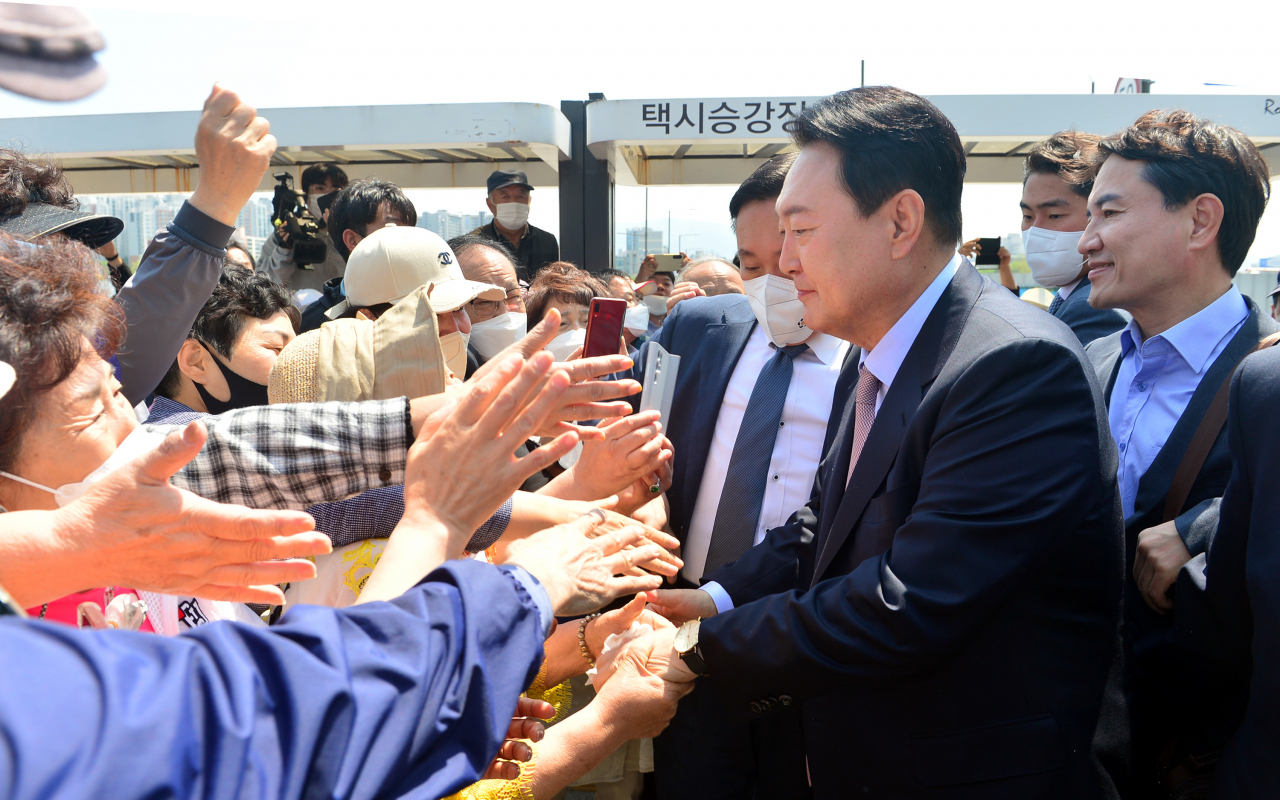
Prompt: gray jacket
<box><xmin>258</xmin><ymin>228</ymin><xmax>346</xmax><ymax>294</ymax></box>
<box><xmin>114</xmin><ymin>202</ymin><xmax>232</xmax><ymax>405</ymax></box>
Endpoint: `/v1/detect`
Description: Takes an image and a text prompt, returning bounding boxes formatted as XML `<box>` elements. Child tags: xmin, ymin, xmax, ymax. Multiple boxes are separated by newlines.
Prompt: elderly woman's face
<box><xmin>7</xmin><ymin>341</ymin><xmax>137</xmax><ymax>510</ymax></box>
<box><xmin>545</xmin><ymin>300</ymin><xmax>590</xmax><ymax>332</ymax></box>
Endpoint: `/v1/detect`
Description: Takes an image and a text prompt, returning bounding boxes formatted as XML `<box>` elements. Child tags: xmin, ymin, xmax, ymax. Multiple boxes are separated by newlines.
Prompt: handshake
<box><xmin>584</xmin><ymin>587</ymin><xmax>722</xmax><ymax>701</ymax></box>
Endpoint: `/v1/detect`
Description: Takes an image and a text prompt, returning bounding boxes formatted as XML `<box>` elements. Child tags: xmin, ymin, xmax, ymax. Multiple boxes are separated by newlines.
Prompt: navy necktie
<box><xmin>1048</xmin><ymin>292</ymin><xmax>1064</xmax><ymax>315</ymax></box>
<box><xmin>703</xmin><ymin>342</ymin><xmax>809</xmax><ymax>575</ymax></box>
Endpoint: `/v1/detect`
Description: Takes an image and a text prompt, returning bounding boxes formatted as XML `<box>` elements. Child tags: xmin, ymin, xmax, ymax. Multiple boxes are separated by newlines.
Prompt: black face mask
<box><xmin>192</xmin><ymin>345</ymin><xmax>269</xmax><ymax>414</ymax></box>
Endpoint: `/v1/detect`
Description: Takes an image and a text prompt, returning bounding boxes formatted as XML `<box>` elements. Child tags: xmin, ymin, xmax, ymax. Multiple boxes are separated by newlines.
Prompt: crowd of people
<box><xmin>0</xmin><ymin>79</ymin><xmax>1276</xmax><ymax>800</ymax></box>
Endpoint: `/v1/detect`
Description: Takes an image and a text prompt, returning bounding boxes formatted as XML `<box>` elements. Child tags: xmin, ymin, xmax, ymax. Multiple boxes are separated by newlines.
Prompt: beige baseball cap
<box><xmin>326</xmin><ymin>225</ymin><xmax>504</xmax><ymax>320</ymax></box>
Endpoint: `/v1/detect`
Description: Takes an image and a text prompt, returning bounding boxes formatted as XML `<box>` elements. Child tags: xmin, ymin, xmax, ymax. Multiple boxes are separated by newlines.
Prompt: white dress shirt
<box><xmin>702</xmin><ymin>254</ymin><xmax>960</xmax><ymax>613</ymax></box>
<box><xmin>683</xmin><ymin>324</ymin><xmax>849</xmax><ymax>588</ymax></box>
<box><xmin>1109</xmin><ymin>285</ymin><xmax>1248</xmax><ymax>519</ymax></box>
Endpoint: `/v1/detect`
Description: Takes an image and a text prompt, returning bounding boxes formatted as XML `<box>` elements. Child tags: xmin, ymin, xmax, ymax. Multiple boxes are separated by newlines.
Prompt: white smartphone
<box><xmin>639</xmin><ymin>343</ymin><xmax>681</xmax><ymax>427</ymax></box>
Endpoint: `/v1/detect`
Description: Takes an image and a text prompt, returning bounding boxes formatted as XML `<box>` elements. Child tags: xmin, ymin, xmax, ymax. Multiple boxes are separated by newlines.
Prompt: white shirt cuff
<box><xmin>700</xmin><ymin>581</ymin><xmax>735</xmax><ymax>614</ymax></box>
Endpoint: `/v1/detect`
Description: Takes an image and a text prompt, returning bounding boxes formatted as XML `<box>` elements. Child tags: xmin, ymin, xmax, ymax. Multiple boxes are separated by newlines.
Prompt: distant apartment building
<box><xmin>615</xmin><ymin>226</ymin><xmax>666</xmax><ymax>276</ymax></box>
<box><xmin>417</xmin><ymin>209</ymin><xmax>494</xmax><ymax>240</ymax></box>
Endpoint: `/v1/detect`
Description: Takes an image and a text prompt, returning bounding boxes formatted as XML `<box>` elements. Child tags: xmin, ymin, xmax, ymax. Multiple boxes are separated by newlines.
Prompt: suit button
<box><xmin>749</xmin><ymin>701</ymin><xmax>762</xmax><ymax>714</ymax></box>
<box><xmin>779</xmin><ymin>694</ymin><xmax>793</xmax><ymax>706</ymax></box>
<box><xmin>379</xmin><ymin>468</ymin><xmax>392</xmax><ymax>482</ymax></box>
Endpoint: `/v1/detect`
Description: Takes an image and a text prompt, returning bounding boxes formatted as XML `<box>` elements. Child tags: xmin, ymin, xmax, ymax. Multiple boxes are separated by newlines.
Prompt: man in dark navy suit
<box><xmin>647</xmin><ymin>87</ymin><xmax>1127</xmax><ymax>799</ymax></box>
<box><xmin>1074</xmin><ymin>110</ymin><xmax>1277</xmax><ymax>796</ymax></box>
<box><xmin>1173</xmin><ymin>345</ymin><xmax>1280</xmax><ymax>800</ymax></box>
<box><xmin>636</xmin><ymin>153</ymin><xmax>852</xmax><ymax>800</ymax></box>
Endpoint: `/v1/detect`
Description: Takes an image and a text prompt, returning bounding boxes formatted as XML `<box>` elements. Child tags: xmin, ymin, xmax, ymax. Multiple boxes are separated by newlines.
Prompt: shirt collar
<box><xmin>804</xmin><ymin>331</ymin><xmax>845</xmax><ymax>365</ymax></box>
<box><xmin>146</xmin><ymin>395</ymin><xmax>197</xmax><ymax>423</ymax></box>
<box><xmin>860</xmin><ymin>252</ymin><xmax>962</xmax><ymax>387</ymax></box>
<box><xmin>1119</xmin><ymin>285</ymin><xmax>1249</xmax><ymax>373</ymax></box>
<box><xmin>1057</xmin><ymin>276</ymin><xmax>1084</xmax><ymax>301</ymax></box>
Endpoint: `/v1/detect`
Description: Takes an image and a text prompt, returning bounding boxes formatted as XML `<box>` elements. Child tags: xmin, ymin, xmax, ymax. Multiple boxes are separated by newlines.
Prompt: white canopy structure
<box><xmin>587</xmin><ymin>94</ymin><xmax>1280</xmax><ymax>187</ymax></box>
<box><xmin>2</xmin><ymin>92</ymin><xmax>1277</xmax><ymax>268</ymax></box>
<box><xmin>0</xmin><ymin>102</ymin><xmax>572</xmax><ymax>194</ymax></box>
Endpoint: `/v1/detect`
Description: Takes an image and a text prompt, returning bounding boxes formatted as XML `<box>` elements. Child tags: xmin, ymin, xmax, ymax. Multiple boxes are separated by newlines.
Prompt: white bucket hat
<box><xmin>327</xmin><ymin>225</ymin><xmax>504</xmax><ymax>319</ymax></box>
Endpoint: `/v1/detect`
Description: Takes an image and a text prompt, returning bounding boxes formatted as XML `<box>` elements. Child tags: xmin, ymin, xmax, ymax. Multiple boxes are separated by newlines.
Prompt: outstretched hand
<box><xmin>471</xmin><ymin>309</ymin><xmax>640</xmax><ymax>439</ymax></box>
<box><xmin>482</xmin><ymin>695</ymin><xmax>555</xmax><ymax>781</ymax></box>
<box><xmin>501</xmin><ymin>509</ymin><xmax>673</xmax><ymax>616</ymax></box>
<box><xmin>404</xmin><ymin>351</ymin><xmax>579</xmax><ymax>553</ymax></box>
<box><xmin>55</xmin><ymin>421</ymin><xmax>327</xmax><ymax>605</ymax></box>
<box><xmin>645</xmin><ymin>588</ymin><xmax>718</xmax><ymax>625</ymax></box>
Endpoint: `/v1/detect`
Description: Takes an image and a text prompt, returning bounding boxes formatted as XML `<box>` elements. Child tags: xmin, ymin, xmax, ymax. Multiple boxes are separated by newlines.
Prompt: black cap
<box><xmin>487</xmin><ymin>169</ymin><xmax>534</xmax><ymax>195</ymax></box>
<box><xmin>0</xmin><ymin>202</ymin><xmax>123</xmax><ymax>248</ymax></box>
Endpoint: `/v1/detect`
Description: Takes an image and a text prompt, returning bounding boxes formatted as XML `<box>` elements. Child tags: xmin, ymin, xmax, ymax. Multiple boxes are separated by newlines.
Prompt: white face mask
<box><xmin>439</xmin><ymin>331</ymin><xmax>470</xmax><ymax>377</ymax></box>
<box><xmin>742</xmin><ymin>275</ymin><xmax>810</xmax><ymax>346</ymax></box>
<box><xmin>642</xmin><ymin>294</ymin><xmax>669</xmax><ymax>317</ymax></box>
<box><xmin>0</xmin><ymin>426</ymin><xmax>169</xmax><ymax>508</ymax></box>
<box><xmin>1022</xmin><ymin>227</ymin><xmax>1087</xmax><ymax>288</ymax></box>
<box><xmin>306</xmin><ymin>193</ymin><xmax>324</xmax><ymax>220</ymax></box>
<box><xmin>469</xmin><ymin>311</ymin><xmax>528</xmax><ymax>360</ymax></box>
<box><xmin>546</xmin><ymin>327</ymin><xmax>586</xmax><ymax>362</ymax></box>
<box><xmin>624</xmin><ymin>303</ymin><xmax>650</xmax><ymax>336</ymax></box>
<box><xmin>494</xmin><ymin>202</ymin><xmax>530</xmax><ymax>231</ymax></box>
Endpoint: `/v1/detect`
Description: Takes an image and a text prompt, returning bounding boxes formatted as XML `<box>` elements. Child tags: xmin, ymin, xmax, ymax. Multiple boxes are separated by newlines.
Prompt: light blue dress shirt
<box><xmin>1108</xmin><ymin>286</ymin><xmax>1248</xmax><ymax>519</ymax></box>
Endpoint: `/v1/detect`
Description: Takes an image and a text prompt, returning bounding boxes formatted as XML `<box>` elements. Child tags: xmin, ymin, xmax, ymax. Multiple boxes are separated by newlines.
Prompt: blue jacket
<box><xmin>0</xmin><ymin>559</ymin><xmax>545</xmax><ymax>800</ymax></box>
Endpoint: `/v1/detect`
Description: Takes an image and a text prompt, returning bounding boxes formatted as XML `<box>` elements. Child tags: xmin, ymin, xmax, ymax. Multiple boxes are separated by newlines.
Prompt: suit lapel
<box><xmin>809</xmin><ymin>265</ymin><xmax>982</xmax><ymax>586</ymax></box>
<box><xmin>1129</xmin><ymin>300</ymin><xmax>1274</xmax><ymax>522</ymax></box>
<box><xmin>1059</xmin><ymin>277</ymin><xmax>1090</xmax><ymax>319</ymax></box>
<box><xmin>1090</xmin><ymin>333</ymin><xmax>1124</xmax><ymax>401</ymax></box>
<box><xmin>674</xmin><ymin>318</ymin><xmax>756</xmax><ymax>537</ymax></box>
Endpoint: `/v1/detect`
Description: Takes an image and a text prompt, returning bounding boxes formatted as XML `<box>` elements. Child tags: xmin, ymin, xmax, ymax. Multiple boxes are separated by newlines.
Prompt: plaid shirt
<box><xmin>154</xmin><ymin>398</ymin><xmax>412</xmax><ymax>511</ymax></box>
<box><xmin>148</xmin><ymin>396</ymin><xmax>510</xmax><ymax>551</ymax></box>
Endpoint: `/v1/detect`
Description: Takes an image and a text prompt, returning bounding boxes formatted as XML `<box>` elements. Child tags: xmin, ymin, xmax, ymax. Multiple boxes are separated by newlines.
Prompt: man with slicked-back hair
<box><xmin>648</xmin><ymin>87</ymin><xmax>1127</xmax><ymax>799</ymax></box>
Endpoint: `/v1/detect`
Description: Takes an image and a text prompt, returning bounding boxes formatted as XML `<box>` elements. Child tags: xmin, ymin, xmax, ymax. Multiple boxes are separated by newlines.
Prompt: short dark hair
<box><xmin>0</xmin><ymin>148</ymin><xmax>77</xmax><ymax>222</ymax></box>
<box><xmin>524</xmin><ymin>262</ymin><xmax>609</xmax><ymax>331</ymax></box>
<box><xmin>300</xmin><ymin>164</ymin><xmax>349</xmax><ymax>195</ymax></box>
<box><xmin>729</xmin><ymin>152</ymin><xmax>797</xmax><ymax>228</ymax></box>
<box><xmin>791</xmin><ymin>86</ymin><xmax>966</xmax><ymax>248</ymax></box>
<box><xmin>1025</xmin><ymin>131</ymin><xmax>1103</xmax><ymax>197</ymax></box>
<box><xmin>448</xmin><ymin>233</ymin><xmax>516</xmax><ymax>268</ymax></box>
<box><xmin>225</xmin><ymin>242</ymin><xmax>256</xmax><ymax>271</ymax></box>
<box><xmin>1092</xmin><ymin>109</ymin><xmax>1271</xmax><ymax>277</ymax></box>
<box><xmin>0</xmin><ymin>235</ymin><xmax>124</xmax><ymax>476</ymax></box>
<box><xmin>597</xmin><ymin>268</ymin><xmax>632</xmax><ymax>282</ymax></box>
<box><xmin>154</xmin><ymin>268</ymin><xmax>292</xmax><ymax>399</ymax></box>
<box><xmin>328</xmin><ymin>179</ymin><xmax>418</xmax><ymax>261</ymax></box>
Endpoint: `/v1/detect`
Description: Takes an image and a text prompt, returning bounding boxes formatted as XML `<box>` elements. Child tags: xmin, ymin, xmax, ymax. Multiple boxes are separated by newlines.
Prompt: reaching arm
<box><xmin>115</xmin><ymin>84</ymin><xmax>276</xmax><ymax>404</ymax></box>
<box><xmin>166</xmin><ymin>398</ymin><xmax>412</xmax><ymax>511</ymax></box>
<box><xmin>0</xmin><ymin>558</ymin><xmax>547</xmax><ymax>800</ymax></box>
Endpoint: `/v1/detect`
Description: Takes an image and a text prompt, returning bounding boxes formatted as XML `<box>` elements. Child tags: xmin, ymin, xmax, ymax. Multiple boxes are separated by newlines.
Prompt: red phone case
<box><xmin>584</xmin><ymin>298</ymin><xmax>628</xmax><ymax>359</ymax></box>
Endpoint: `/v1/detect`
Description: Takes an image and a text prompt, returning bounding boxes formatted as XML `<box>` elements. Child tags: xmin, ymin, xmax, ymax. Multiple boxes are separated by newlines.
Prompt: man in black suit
<box><xmin>645</xmin><ymin>87</ymin><xmax>1127</xmax><ymax>799</ymax></box>
<box><xmin>1018</xmin><ymin>131</ymin><xmax>1129</xmax><ymax>345</ymax></box>
<box><xmin>1173</xmin><ymin>345</ymin><xmax>1280</xmax><ymax>799</ymax></box>
<box><xmin>1075</xmin><ymin>110</ymin><xmax>1277</xmax><ymax>795</ymax></box>
<box><xmin>631</xmin><ymin>154</ymin><xmax>851</xmax><ymax>799</ymax></box>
